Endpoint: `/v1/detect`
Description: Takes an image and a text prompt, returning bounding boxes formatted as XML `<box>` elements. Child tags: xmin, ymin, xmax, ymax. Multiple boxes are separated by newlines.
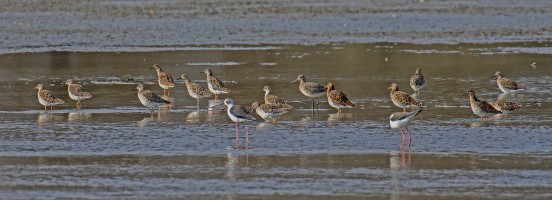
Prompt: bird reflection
<box><xmin>469</xmin><ymin>121</ymin><xmax>484</xmax><ymax>128</ymax></box>
<box><xmin>138</xmin><ymin>112</ymin><xmax>170</xmax><ymax>128</ymax></box>
<box><xmin>327</xmin><ymin>112</ymin><xmax>353</xmax><ymax>126</ymax></box>
<box><xmin>138</xmin><ymin>115</ymin><xmax>155</xmax><ymax>129</ymax></box>
<box><xmin>185</xmin><ymin>111</ymin><xmax>201</xmax><ymax>124</ymax></box>
<box><xmin>67</xmin><ymin>112</ymin><xmax>92</xmax><ymax>122</ymax></box>
<box><xmin>37</xmin><ymin>113</ymin><xmax>65</xmax><ymax>126</ymax></box>
<box><xmin>389</xmin><ymin>149</ymin><xmax>411</xmax><ymax>170</ymax></box>
<box><xmin>205</xmin><ymin>110</ymin><xmax>220</xmax><ymax>123</ymax></box>
<box><xmin>389</xmin><ymin>149</ymin><xmax>411</xmax><ymax>200</ymax></box>
<box><xmin>411</xmin><ymin>92</ymin><xmax>422</xmax><ymax>101</ymax></box>
<box><xmin>224</xmin><ymin>149</ymin><xmax>249</xmax><ymax>179</ymax></box>
<box><xmin>208</xmin><ymin>99</ymin><xmax>225</xmax><ymax>111</ymax></box>
<box><xmin>256</xmin><ymin>122</ymin><xmax>275</xmax><ymax>132</ymax></box>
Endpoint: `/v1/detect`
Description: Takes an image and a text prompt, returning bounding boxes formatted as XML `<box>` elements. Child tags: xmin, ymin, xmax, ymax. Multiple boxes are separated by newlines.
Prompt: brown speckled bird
<box><xmin>135</xmin><ymin>83</ymin><xmax>171</xmax><ymax>114</ymax></box>
<box><xmin>389</xmin><ymin>83</ymin><xmax>421</xmax><ymax>112</ymax></box>
<box><xmin>262</xmin><ymin>86</ymin><xmax>293</xmax><ymax>110</ymax></box>
<box><xmin>252</xmin><ymin>101</ymin><xmax>290</xmax><ymax>123</ymax></box>
<box><xmin>201</xmin><ymin>68</ymin><xmax>229</xmax><ymax>100</ymax></box>
<box><xmin>490</xmin><ymin>99</ymin><xmax>522</xmax><ymax>113</ymax></box>
<box><xmin>151</xmin><ymin>64</ymin><xmax>175</xmax><ymax>96</ymax></box>
<box><xmin>326</xmin><ymin>82</ymin><xmax>355</xmax><ymax>113</ymax></box>
<box><xmin>410</xmin><ymin>68</ymin><xmax>425</xmax><ymax>93</ymax></box>
<box><xmin>178</xmin><ymin>74</ymin><xmax>214</xmax><ymax>108</ymax></box>
<box><xmin>491</xmin><ymin>71</ymin><xmax>526</xmax><ymax>93</ymax></box>
<box><xmin>464</xmin><ymin>89</ymin><xmax>501</xmax><ymax>120</ymax></box>
<box><xmin>35</xmin><ymin>84</ymin><xmax>65</xmax><ymax>111</ymax></box>
<box><xmin>64</xmin><ymin>79</ymin><xmax>92</xmax><ymax>109</ymax></box>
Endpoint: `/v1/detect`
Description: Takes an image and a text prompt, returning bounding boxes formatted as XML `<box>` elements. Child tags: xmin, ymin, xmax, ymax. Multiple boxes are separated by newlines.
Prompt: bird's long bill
<box><xmin>462</xmin><ymin>92</ymin><xmax>469</xmax><ymax>96</ymax></box>
<box><xmin>199</xmin><ymin>71</ymin><xmax>204</xmax><ymax>74</ymax></box>
<box><xmin>490</xmin><ymin>75</ymin><xmax>496</xmax><ymax>79</ymax></box>
<box><xmin>286</xmin><ymin>79</ymin><xmax>299</xmax><ymax>86</ymax></box>
<box><xmin>176</xmin><ymin>77</ymin><xmax>182</xmax><ymax>80</ymax></box>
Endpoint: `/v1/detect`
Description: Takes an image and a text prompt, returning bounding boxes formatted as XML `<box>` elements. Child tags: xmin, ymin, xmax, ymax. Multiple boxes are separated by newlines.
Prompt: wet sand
<box><xmin>2</xmin><ymin>0</ymin><xmax>552</xmax><ymax>53</ymax></box>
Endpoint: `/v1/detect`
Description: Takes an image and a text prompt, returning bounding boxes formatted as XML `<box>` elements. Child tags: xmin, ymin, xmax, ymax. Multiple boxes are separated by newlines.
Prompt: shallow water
<box><xmin>0</xmin><ymin>43</ymin><xmax>551</xmax><ymax>199</ymax></box>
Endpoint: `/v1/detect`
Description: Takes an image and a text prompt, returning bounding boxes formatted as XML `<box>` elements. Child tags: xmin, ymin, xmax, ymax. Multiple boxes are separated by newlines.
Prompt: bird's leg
<box><xmin>163</xmin><ymin>89</ymin><xmax>167</xmax><ymax>96</ymax></box>
<box><xmin>214</xmin><ymin>94</ymin><xmax>218</xmax><ymax>100</ymax></box>
<box><xmin>44</xmin><ymin>106</ymin><xmax>47</xmax><ymax>111</ymax></box>
<box><xmin>235</xmin><ymin>122</ymin><xmax>239</xmax><ymax>148</ymax></box>
<box><xmin>402</xmin><ymin>108</ymin><xmax>406</xmax><ymax>112</ymax></box>
<box><xmin>400</xmin><ymin>128</ymin><xmax>405</xmax><ymax>149</ymax></box>
<box><xmin>77</xmin><ymin>101</ymin><xmax>81</xmax><ymax>109</ymax></box>
<box><xmin>196</xmin><ymin>99</ymin><xmax>200</xmax><ymax>109</ymax></box>
<box><xmin>406</xmin><ymin>127</ymin><xmax>412</xmax><ymax>148</ymax></box>
<box><xmin>167</xmin><ymin>90</ymin><xmax>170</xmax><ymax>96</ymax></box>
<box><xmin>150</xmin><ymin>107</ymin><xmax>154</xmax><ymax>115</ymax></box>
<box><xmin>315</xmin><ymin>98</ymin><xmax>320</xmax><ymax>112</ymax></box>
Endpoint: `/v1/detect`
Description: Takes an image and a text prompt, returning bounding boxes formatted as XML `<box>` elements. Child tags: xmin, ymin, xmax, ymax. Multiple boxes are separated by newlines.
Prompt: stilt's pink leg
<box><xmin>400</xmin><ymin>128</ymin><xmax>405</xmax><ymax>149</ymax></box>
<box><xmin>235</xmin><ymin>122</ymin><xmax>239</xmax><ymax>147</ymax></box>
<box><xmin>406</xmin><ymin>127</ymin><xmax>412</xmax><ymax>148</ymax></box>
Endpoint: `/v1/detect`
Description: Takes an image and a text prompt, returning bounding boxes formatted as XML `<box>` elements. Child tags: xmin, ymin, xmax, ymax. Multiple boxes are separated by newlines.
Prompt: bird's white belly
<box><xmin>207</xmin><ymin>83</ymin><xmax>220</xmax><ymax>94</ymax></box>
<box><xmin>69</xmin><ymin>92</ymin><xmax>89</xmax><ymax>101</ymax></box>
<box><xmin>255</xmin><ymin>108</ymin><xmax>274</xmax><ymax>120</ymax></box>
<box><xmin>138</xmin><ymin>93</ymin><xmax>151</xmax><ymax>107</ymax></box>
<box><xmin>327</xmin><ymin>96</ymin><xmax>345</xmax><ymax>109</ymax></box>
<box><xmin>158</xmin><ymin>80</ymin><xmax>173</xmax><ymax>89</ymax></box>
<box><xmin>38</xmin><ymin>96</ymin><xmax>53</xmax><ymax>106</ymax></box>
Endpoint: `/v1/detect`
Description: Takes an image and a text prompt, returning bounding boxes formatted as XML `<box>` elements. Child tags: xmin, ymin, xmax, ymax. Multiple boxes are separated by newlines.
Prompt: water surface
<box><xmin>0</xmin><ymin>43</ymin><xmax>551</xmax><ymax>199</ymax></box>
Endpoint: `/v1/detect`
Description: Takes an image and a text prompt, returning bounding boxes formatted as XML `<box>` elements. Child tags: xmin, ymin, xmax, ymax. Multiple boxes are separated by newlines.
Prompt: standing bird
<box><xmin>151</xmin><ymin>64</ymin><xmax>175</xmax><ymax>96</ymax></box>
<box><xmin>490</xmin><ymin>99</ymin><xmax>522</xmax><ymax>113</ymax></box>
<box><xmin>389</xmin><ymin>109</ymin><xmax>423</xmax><ymax>149</ymax></box>
<box><xmin>177</xmin><ymin>74</ymin><xmax>214</xmax><ymax>108</ymax></box>
<box><xmin>491</xmin><ymin>71</ymin><xmax>526</xmax><ymax>93</ymax></box>
<box><xmin>135</xmin><ymin>83</ymin><xmax>171</xmax><ymax>114</ymax></box>
<box><xmin>262</xmin><ymin>86</ymin><xmax>293</xmax><ymax>110</ymax></box>
<box><xmin>325</xmin><ymin>82</ymin><xmax>355</xmax><ymax>113</ymax></box>
<box><xmin>35</xmin><ymin>84</ymin><xmax>65</xmax><ymax>111</ymax></box>
<box><xmin>464</xmin><ymin>90</ymin><xmax>501</xmax><ymax>120</ymax></box>
<box><xmin>224</xmin><ymin>98</ymin><xmax>257</xmax><ymax>148</ymax></box>
<box><xmin>64</xmin><ymin>79</ymin><xmax>92</xmax><ymax>109</ymax></box>
<box><xmin>201</xmin><ymin>68</ymin><xmax>230</xmax><ymax>100</ymax></box>
<box><xmin>389</xmin><ymin>83</ymin><xmax>422</xmax><ymax>112</ymax></box>
<box><xmin>288</xmin><ymin>75</ymin><xmax>326</xmax><ymax>111</ymax></box>
<box><xmin>252</xmin><ymin>102</ymin><xmax>290</xmax><ymax>123</ymax></box>
<box><xmin>410</xmin><ymin>68</ymin><xmax>425</xmax><ymax>93</ymax></box>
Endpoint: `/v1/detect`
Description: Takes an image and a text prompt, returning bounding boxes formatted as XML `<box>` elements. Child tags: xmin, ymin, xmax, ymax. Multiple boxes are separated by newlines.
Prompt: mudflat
<box><xmin>2</xmin><ymin>0</ymin><xmax>552</xmax><ymax>53</ymax></box>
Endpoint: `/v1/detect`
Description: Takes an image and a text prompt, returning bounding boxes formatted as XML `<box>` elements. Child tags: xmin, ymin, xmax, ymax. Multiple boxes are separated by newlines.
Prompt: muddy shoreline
<box><xmin>2</xmin><ymin>0</ymin><xmax>552</xmax><ymax>53</ymax></box>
